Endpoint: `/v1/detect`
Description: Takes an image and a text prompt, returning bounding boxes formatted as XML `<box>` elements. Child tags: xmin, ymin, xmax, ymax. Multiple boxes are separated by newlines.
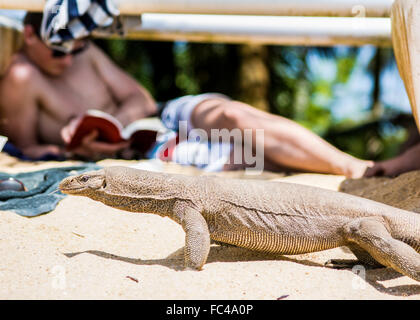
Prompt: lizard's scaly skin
<box><xmin>59</xmin><ymin>166</ymin><xmax>420</xmax><ymax>280</ymax></box>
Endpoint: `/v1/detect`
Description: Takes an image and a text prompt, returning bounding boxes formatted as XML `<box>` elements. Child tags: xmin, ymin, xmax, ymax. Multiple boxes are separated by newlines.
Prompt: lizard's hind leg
<box><xmin>341</xmin><ymin>217</ymin><xmax>420</xmax><ymax>281</ymax></box>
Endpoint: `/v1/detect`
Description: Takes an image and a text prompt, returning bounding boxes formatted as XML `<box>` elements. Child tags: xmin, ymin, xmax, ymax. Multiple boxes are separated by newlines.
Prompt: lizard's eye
<box><xmin>80</xmin><ymin>176</ymin><xmax>89</xmax><ymax>183</ymax></box>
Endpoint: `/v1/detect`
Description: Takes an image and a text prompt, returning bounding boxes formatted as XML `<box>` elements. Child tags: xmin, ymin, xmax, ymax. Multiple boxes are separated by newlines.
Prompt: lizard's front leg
<box><xmin>174</xmin><ymin>201</ymin><xmax>210</xmax><ymax>270</ymax></box>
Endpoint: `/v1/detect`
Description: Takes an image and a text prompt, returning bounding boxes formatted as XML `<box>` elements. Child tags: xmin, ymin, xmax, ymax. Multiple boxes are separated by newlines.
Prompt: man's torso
<box><xmin>5</xmin><ymin>46</ymin><xmax>120</xmax><ymax>145</ymax></box>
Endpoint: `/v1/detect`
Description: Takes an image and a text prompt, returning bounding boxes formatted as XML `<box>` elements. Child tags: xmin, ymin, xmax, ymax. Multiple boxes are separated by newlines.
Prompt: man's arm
<box><xmin>0</xmin><ymin>64</ymin><xmax>63</xmax><ymax>159</ymax></box>
<box><xmin>88</xmin><ymin>44</ymin><xmax>158</xmax><ymax>126</ymax></box>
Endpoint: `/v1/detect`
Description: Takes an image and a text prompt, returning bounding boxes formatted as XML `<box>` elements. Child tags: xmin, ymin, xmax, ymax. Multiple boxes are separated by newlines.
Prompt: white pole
<box><xmin>94</xmin><ymin>14</ymin><xmax>391</xmax><ymax>47</ymax></box>
<box><xmin>0</xmin><ymin>0</ymin><xmax>394</xmax><ymax>17</ymax></box>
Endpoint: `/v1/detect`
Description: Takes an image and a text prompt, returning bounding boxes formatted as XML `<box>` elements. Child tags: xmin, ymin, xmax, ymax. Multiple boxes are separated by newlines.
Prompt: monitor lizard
<box><xmin>59</xmin><ymin>166</ymin><xmax>420</xmax><ymax>281</ymax></box>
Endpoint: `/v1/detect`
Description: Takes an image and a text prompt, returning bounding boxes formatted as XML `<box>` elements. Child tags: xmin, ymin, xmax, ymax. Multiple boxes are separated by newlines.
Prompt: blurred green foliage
<box><xmin>94</xmin><ymin>39</ymin><xmax>410</xmax><ymax>161</ymax></box>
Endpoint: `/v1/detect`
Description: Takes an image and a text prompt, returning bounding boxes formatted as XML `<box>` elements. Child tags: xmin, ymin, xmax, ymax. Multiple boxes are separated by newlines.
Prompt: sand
<box><xmin>340</xmin><ymin>171</ymin><xmax>420</xmax><ymax>213</ymax></box>
<box><xmin>0</xmin><ymin>153</ymin><xmax>418</xmax><ymax>300</ymax></box>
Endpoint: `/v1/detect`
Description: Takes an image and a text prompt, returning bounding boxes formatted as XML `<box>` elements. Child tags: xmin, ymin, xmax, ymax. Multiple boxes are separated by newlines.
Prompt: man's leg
<box><xmin>191</xmin><ymin>98</ymin><xmax>373</xmax><ymax>178</ymax></box>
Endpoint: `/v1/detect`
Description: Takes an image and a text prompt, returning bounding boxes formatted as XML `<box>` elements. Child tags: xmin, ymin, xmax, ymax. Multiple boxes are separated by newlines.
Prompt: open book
<box><xmin>66</xmin><ymin>110</ymin><xmax>168</xmax><ymax>154</ymax></box>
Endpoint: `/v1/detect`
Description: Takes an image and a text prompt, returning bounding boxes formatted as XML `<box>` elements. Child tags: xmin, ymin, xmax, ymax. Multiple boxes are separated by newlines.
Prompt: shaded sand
<box><xmin>0</xmin><ymin>153</ymin><xmax>419</xmax><ymax>299</ymax></box>
<box><xmin>340</xmin><ymin>171</ymin><xmax>420</xmax><ymax>213</ymax></box>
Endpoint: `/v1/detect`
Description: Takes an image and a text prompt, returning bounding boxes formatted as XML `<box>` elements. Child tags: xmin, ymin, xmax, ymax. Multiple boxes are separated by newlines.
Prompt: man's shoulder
<box><xmin>82</xmin><ymin>42</ymin><xmax>113</xmax><ymax>67</ymax></box>
<box><xmin>2</xmin><ymin>54</ymin><xmax>42</xmax><ymax>86</ymax></box>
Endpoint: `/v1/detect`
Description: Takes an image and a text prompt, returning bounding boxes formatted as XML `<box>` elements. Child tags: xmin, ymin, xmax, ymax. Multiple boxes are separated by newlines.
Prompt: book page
<box><xmin>121</xmin><ymin>117</ymin><xmax>169</xmax><ymax>140</ymax></box>
<box><xmin>0</xmin><ymin>135</ymin><xmax>8</xmax><ymax>152</ymax></box>
<box><xmin>85</xmin><ymin>109</ymin><xmax>124</xmax><ymax>133</ymax></box>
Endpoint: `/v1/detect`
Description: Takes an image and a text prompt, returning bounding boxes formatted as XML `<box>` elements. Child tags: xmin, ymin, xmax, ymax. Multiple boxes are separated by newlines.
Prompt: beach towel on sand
<box><xmin>0</xmin><ymin>164</ymin><xmax>100</xmax><ymax>217</ymax></box>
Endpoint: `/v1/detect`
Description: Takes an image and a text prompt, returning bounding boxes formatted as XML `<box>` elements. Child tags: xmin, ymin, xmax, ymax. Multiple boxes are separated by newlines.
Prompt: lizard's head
<box><xmin>59</xmin><ymin>169</ymin><xmax>106</xmax><ymax>196</ymax></box>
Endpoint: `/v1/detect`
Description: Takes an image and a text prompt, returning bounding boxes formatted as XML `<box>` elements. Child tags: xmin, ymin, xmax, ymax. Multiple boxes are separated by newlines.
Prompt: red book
<box><xmin>66</xmin><ymin>110</ymin><xmax>167</xmax><ymax>154</ymax></box>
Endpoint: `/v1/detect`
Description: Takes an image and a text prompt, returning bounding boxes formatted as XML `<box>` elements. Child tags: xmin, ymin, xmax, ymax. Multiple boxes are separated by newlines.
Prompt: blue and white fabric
<box><xmin>41</xmin><ymin>0</ymin><xmax>119</xmax><ymax>52</ymax></box>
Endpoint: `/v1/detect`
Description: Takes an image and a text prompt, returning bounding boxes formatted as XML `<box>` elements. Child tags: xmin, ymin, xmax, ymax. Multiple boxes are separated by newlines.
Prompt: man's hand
<box><xmin>60</xmin><ymin>116</ymin><xmax>81</xmax><ymax>145</ymax></box>
<box><xmin>70</xmin><ymin>130</ymin><xmax>130</xmax><ymax>160</ymax></box>
<box><xmin>61</xmin><ymin>117</ymin><xmax>129</xmax><ymax>160</ymax></box>
<box><xmin>363</xmin><ymin>143</ymin><xmax>420</xmax><ymax>177</ymax></box>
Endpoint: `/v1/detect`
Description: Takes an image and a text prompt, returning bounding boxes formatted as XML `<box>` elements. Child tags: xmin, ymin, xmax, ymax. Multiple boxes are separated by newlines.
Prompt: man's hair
<box><xmin>23</xmin><ymin>12</ymin><xmax>43</xmax><ymax>37</ymax></box>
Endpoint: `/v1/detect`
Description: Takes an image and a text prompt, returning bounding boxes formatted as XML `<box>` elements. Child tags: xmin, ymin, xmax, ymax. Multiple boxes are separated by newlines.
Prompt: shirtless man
<box><xmin>0</xmin><ymin>12</ymin><xmax>373</xmax><ymax>177</ymax></box>
<box><xmin>0</xmin><ymin>13</ymin><xmax>157</xmax><ymax>160</ymax></box>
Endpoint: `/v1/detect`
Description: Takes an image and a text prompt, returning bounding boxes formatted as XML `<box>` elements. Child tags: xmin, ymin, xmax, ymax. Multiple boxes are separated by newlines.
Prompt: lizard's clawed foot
<box><xmin>184</xmin><ymin>266</ymin><xmax>203</xmax><ymax>271</ymax></box>
<box><xmin>324</xmin><ymin>259</ymin><xmax>382</xmax><ymax>270</ymax></box>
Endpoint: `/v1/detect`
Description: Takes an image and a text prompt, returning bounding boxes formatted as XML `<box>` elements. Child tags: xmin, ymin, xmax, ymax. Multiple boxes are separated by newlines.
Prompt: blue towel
<box><xmin>41</xmin><ymin>0</ymin><xmax>120</xmax><ymax>53</ymax></box>
<box><xmin>0</xmin><ymin>164</ymin><xmax>101</xmax><ymax>217</ymax></box>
